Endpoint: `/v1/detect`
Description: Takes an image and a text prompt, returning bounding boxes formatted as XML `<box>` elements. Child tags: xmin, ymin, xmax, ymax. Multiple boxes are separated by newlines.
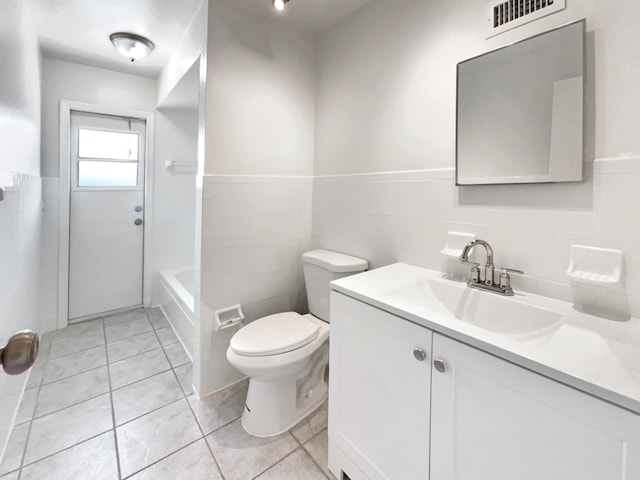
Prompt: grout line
<box><xmin>31</xmin><ymin>378</ymin><xmax>110</xmax><ymax>421</ymax></box>
<box><xmin>182</xmin><ymin>392</ymin><xmax>226</xmax><ymax>480</ymax></box>
<box><xmin>14</xmin><ymin>331</ymin><xmax>53</xmax><ymax>479</ymax></box>
<box><xmin>165</xmin><ymin>326</ymin><xmax>225</xmax><ymax>480</ymax></box>
<box><xmin>112</xmin><ymin>367</ymin><xmax>173</xmax><ymax>394</ymax></box>
<box><xmin>18</xmin><ymin>430</ymin><xmax>114</xmax><ymax>472</ymax></box>
<box><xmin>14</xmin><ymin>387</ymin><xmax>39</xmax><ymax>480</ymax></box>
<box><xmin>40</xmin><ymin>350</ymin><xmax>107</xmax><ymax>386</ymax></box>
<box><xmin>101</xmin><ymin>309</ymin><xmax>149</xmax><ymax>329</ymax></box>
<box><xmin>113</xmin><ymin>382</ymin><xmax>184</xmax><ymax>428</ymax></box>
<box><xmin>13</xmin><ymin>321</ymin><xmax>109</xmax><ymax>479</ymax></box>
<box><xmin>105</xmin><ymin>324</ymin><xmax>155</xmax><ymax>345</ymax></box>
<box><xmin>173</xmin><ymin>363</ymin><xmax>194</xmax><ymax>398</ymax></box>
<box><xmin>248</xmin><ymin>447</ymin><xmax>303</xmax><ymax>480</ymax></box>
<box><xmin>301</xmin><ymin>428</ymin><xmax>332</xmax><ymax>480</ymax></box>
<box><xmin>120</xmin><ymin>438</ymin><xmax>205</xmax><ymax>480</ymax></box>
<box><xmin>109</xmin><ymin>360</ymin><xmax>168</xmax><ymax>391</ymax></box>
<box><xmin>102</xmin><ymin>318</ymin><xmax>123</xmax><ymax>480</ymax></box>
<box><xmin>47</xmin><ymin>337</ymin><xmax>105</xmax><ymax>363</ymax></box>
<box><xmin>48</xmin><ymin>322</ymin><xmax>104</xmax><ymax>342</ymax></box>
<box><xmin>108</xmin><ymin>344</ymin><xmax>164</xmax><ymax>369</ymax></box>
<box><xmin>117</xmin><ymin>312</ymin><xmax>224</xmax><ymax>480</ymax></box>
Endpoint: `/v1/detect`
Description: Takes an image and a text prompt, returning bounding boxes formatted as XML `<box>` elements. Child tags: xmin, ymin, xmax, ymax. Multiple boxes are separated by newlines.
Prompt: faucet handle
<box><xmin>500</xmin><ymin>267</ymin><xmax>524</xmax><ymax>275</ymax></box>
<box><xmin>498</xmin><ymin>267</ymin><xmax>524</xmax><ymax>292</ymax></box>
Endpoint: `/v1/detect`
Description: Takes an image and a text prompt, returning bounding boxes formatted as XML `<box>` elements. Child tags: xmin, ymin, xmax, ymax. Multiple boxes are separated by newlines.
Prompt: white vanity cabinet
<box><xmin>329</xmin><ymin>292</ymin><xmax>433</xmax><ymax>480</ymax></box>
<box><xmin>430</xmin><ymin>334</ymin><xmax>640</xmax><ymax>480</ymax></box>
<box><xmin>329</xmin><ymin>292</ymin><xmax>640</xmax><ymax>480</ymax></box>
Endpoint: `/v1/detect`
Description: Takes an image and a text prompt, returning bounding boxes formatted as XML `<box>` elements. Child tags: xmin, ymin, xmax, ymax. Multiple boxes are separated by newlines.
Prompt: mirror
<box><xmin>456</xmin><ymin>20</ymin><xmax>585</xmax><ymax>185</ymax></box>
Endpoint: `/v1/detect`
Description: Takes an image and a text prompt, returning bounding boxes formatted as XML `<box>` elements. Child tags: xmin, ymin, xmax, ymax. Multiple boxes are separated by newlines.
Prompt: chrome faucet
<box><xmin>459</xmin><ymin>239</ymin><xmax>523</xmax><ymax>296</ymax></box>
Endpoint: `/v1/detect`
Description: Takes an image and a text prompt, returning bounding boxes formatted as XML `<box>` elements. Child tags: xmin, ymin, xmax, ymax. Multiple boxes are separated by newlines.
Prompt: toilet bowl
<box><xmin>227</xmin><ymin>313</ymin><xmax>329</xmax><ymax>437</ymax></box>
<box><xmin>226</xmin><ymin>249</ymin><xmax>367</xmax><ymax>437</ymax></box>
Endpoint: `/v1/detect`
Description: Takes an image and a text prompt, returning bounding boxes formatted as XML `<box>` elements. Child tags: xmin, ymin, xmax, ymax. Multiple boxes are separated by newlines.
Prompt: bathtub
<box><xmin>158</xmin><ymin>267</ymin><xmax>195</xmax><ymax>360</ymax></box>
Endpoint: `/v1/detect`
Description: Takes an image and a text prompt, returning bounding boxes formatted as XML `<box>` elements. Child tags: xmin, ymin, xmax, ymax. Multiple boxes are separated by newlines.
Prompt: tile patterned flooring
<box><xmin>0</xmin><ymin>308</ymin><xmax>334</xmax><ymax>480</ymax></box>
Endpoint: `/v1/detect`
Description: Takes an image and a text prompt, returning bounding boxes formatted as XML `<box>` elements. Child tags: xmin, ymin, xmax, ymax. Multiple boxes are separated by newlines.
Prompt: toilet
<box><xmin>226</xmin><ymin>249</ymin><xmax>368</xmax><ymax>437</ymax></box>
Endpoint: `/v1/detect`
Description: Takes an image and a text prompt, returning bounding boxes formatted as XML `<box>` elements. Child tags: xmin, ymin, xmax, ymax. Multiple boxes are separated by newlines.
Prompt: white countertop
<box><xmin>331</xmin><ymin>263</ymin><xmax>640</xmax><ymax>415</ymax></box>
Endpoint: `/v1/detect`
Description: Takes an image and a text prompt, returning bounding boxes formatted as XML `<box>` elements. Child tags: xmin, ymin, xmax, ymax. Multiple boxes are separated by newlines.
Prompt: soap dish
<box><xmin>441</xmin><ymin>232</ymin><xmax>476</xmax><ymax>259</ymax></box>
<box><xmin>566</xmin><ymin>245</ymin><xmax>623</xmax><ymax>289</ymax></box>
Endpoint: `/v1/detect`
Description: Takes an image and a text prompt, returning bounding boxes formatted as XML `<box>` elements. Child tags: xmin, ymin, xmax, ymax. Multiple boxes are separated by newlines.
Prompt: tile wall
<box><xmin>312</xmin><ymin>157</ymin><xmax>640</xmax><ymax>318</ymax></box>
<box><xmin>0</xmin><ymin>171</ymin><xmax>44</xmax><ymax>457</ymax></box>
<box><xmin>39</xmin><ymin>178</ymin><xmax>59</xmax><ymax>331</ymax></box>
<box><xmin>197</xmin><ymin>175</ymin><xmax>313</xmax><ymax>395</ymax></box>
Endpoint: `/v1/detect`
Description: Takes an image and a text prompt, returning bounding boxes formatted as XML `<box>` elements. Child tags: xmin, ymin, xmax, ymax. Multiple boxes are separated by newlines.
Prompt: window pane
<box><xmin>78</xmin><ymin>161</ymin><xmax>138</xmax><ymax>187</ymax></box>
<box><xmin>78</xmin><ymin>129</ymin><xmax>139</xmax><ymax>160</ymax></box>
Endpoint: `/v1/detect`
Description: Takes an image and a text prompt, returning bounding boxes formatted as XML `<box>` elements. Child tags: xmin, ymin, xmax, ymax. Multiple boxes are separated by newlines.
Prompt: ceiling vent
<box><xmin>487</xmin><ymin>0</ymin><xmax>566</xmax><ymax>37</ymax></box>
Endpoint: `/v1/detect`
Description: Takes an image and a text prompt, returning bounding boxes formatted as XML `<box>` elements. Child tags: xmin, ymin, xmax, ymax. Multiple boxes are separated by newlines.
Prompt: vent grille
<box><xmin>487</xmin><ymin>0</ymin><xmax>566</xmax><ymax>37</ymax></box>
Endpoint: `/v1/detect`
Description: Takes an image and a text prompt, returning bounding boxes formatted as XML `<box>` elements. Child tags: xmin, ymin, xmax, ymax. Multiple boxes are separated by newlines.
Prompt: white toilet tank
<box><xmin>301</xmin><ymin>250</ymin><xmax>368</xmax><ymax>322</ymax></box>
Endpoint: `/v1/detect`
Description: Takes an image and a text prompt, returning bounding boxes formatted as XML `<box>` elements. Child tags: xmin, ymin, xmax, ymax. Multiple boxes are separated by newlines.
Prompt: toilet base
<box><xmin>241</xmin><ymin>343</ymin><xmax>329</xmax><ymax>437</ymax></box>
<box><xmin>241</xmin><ymin>380</ymin><xmax>327</xmax><ymax>437</ymax></box>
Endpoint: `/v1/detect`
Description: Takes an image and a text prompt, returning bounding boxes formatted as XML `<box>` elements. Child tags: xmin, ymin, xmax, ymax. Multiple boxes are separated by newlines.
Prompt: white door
<box><xmin>430</xmin><ymin>333</ymin><xmax>640</xmax><ymax>480</ymax></box>
<box><xmin>328</xmin><ymin>292</ymin><xmax>432</xmax><ymax>480</ymax></box>
<box><xmin>68</xmin><ymin>111</ymin><xmax>146</xmax><ymax>321</ymax></box>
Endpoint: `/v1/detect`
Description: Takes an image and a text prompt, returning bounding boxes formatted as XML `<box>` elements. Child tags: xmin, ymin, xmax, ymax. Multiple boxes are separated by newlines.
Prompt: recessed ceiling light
<box><xmin>273</xmin><ymin>0</ymin><xmax>290</xmax><ymax>12</ymax></box>
<box><xmin>110</xmin><ymin>32</ymin><xmax>155</xmax><ymax>62</ymax></box>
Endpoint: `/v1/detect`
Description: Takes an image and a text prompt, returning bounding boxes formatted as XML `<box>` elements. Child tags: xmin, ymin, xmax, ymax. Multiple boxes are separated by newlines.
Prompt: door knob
<box><xmin>134</xmin><ymin>218</ymin><xmax>143</xmax><ymax>226</ymax></box>
<box><xmin>134</xmin><ymin>205</ymin><xmax>143</xmax><ymax>212</ymax></box>
<box><xmin>0</xmin><ymin>331</ymin><xmax>39</xmax><ymax>375</ymax></box>
<box><xmin>433</xmin><ymin>358</ymin><xmax>447</xmax><ymax>373</ymax></box>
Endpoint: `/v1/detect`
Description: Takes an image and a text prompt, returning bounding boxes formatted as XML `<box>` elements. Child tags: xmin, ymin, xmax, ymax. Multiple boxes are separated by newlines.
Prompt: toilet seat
<box><xmin>230</xmin><ymin>312</ymin><xmax>320</xmax><ymax>357</ymax></box>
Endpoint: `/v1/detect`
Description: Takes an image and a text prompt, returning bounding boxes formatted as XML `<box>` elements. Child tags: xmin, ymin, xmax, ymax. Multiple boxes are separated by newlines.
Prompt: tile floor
<box><xmin>0</xmin><ymin>308</ymin><xmax>334</xmax><ymax>480</ymax></box>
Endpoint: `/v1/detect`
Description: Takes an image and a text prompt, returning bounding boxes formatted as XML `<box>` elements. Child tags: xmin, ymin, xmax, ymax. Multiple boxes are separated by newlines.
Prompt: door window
<box><xmin>77</xmin><ymin>161</ymin><xmax>139</xmax><ymax>187</ymax></box>
<box><xmin>71</xmin><ymin>119</ymin><xmax>144</xmax><ymax>191</ymax></box>
<box><xmin>78</xmin><ymin>128</ymin><xmax>139</xmax><ymax>160</ymax></box>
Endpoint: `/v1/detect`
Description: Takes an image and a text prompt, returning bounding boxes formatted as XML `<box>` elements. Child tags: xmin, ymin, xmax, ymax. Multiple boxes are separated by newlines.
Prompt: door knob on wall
<box><xmin>134</xmin><ymin>218</ymin><xmax>143</xmax><ymax>226</ymax></box>
<box><xmin>0</xmin><ymin>330</ymin><xmax>39</xmax><ymax>375</ymax></box>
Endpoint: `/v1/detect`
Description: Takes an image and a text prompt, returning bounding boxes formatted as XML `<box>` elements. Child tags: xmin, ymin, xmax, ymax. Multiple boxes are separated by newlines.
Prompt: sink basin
<box><xmin>387</xmin><ymin>277</ymin><xmax>563</xmax><ymax>338</ymax></box>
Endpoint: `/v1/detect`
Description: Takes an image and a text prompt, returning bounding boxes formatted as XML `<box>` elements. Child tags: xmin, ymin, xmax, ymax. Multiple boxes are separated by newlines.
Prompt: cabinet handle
<box><xmin>413</xmin><ymin>348</ymin><xmax>427</xmax><ymax>362</ymax></box>
<box><xmin>433</xmin><ymin>358</ymin><xmax>447</xmax><ymax>373</ymax></box>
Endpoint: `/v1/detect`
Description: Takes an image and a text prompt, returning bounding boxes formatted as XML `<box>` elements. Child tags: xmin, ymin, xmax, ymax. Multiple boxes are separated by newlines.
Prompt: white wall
<box><xmin>157</xmin><ymin>0</ymin><xmax>207</xmax><ymax>107</ymax></box>
<box><xmin>0</xmin><ymin>0</ymin><xmax>43</xmax><ymax>459</ymax></box>
<box><xmin>313</xmin><ymin>0</ymin><xmax>640</xmax><ymax>317</ymax></box>
<box><xmin>204</xmin><ymin>0</ymin><xmax>315</xmax><ymax>176</ymax></box>
<box><xmin>0</xmin><ymin>0</ymin><xmax>41</xmax><ymax>177</ymax></box>
<box><xmin>41</xmin><ymin>58</ymin><xmax>158</xmax><ymax>178</ymax></box>
<box><xmin>151</xmin><ymin>107</ymin><xmax>198</xmax><ymax>303</ymax></box>
<box><xmin>315</xmin><ymin>0</ymin><xmax>640</xmax><ymax>175</ymax></box>
<box><xmin>194</xmin><ymin>0</ymin><xmax>315</xmax><ymax>397</ymax></box>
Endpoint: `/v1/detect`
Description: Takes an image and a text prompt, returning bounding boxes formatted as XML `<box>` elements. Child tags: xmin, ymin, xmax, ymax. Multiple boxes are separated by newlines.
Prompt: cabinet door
<box><xmin>329</xmin><ymin>292</ymin><xmax>432</xmax><ymax>480</ymax></box>
<box><xmin>431</xmin><ymin>333</ymin><xmax>640</xmax><ymax>480</ymax></box>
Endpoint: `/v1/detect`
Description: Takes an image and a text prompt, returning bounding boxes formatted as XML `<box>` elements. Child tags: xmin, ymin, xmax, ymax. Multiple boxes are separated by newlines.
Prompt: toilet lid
<box><xmin>230</xmin><ymin>312</ymin><xmax>320</xmax><ymax>357</ymax></box>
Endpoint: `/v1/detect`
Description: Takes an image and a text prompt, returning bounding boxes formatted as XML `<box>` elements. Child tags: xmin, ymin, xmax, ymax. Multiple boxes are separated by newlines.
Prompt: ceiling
<box><xmin>25</xmin><ymin>0</ymin><xmax>374</xmax><ymax>79</ymax></box>
<box><xmin>230</xmin><ymin>0</ymin><xmax>373</xmax><ymax>33</ymax></box>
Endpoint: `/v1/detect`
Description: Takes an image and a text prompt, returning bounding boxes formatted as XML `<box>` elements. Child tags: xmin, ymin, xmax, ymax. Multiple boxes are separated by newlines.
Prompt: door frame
<box><xmin>58</xmin><ymin>101</ymin><xmax>155</xmax><ymax>328</ymax></box>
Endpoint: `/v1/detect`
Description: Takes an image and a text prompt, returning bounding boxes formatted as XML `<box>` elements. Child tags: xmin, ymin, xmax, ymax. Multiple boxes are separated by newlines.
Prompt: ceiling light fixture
<box><xmin>110</xmin><ymin>32</ymin><xmax>155</xmax><ymax>62</ymax></box>
<box><xmin>273</xmin><ymin>0</ymin><xmax>290</xmax><ymax>12</ymax></box>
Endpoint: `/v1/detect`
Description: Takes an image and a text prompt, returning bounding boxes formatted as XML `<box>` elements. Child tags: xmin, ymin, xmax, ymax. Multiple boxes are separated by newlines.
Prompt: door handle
<box><xmin>134</xmin><ymin>218</ymin><xmax>143</xmax><ymax>226</ymax></box>
<box><xmin>0</xmin><ymin>331</ymin><xmax>39</xmax><ymax>375</ymax></box>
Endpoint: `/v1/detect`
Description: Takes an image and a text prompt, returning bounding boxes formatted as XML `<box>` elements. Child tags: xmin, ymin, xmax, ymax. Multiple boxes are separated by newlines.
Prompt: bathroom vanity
<box><xmin>328</xmin><ymin>263</ymin><xmax>640</xmax><ymax>480</ymax></box>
